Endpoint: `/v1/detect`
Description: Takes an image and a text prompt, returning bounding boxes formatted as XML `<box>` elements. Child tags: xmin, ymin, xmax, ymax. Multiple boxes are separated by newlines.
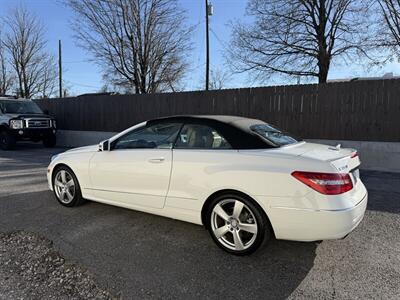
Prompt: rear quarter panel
<box><xmin>166</xmin><ymin>149</ymin><xmax>333</xmax><ymax>214</ymax></box>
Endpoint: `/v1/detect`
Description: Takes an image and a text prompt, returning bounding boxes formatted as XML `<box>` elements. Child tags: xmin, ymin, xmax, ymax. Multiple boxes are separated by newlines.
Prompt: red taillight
<box><xmin>291</xmin><ymin>171</ymin><xmax>353</xmax><ymax>195</ymax></box>
<box><xmin>351</xmin><ymin>152</ymin><xmax>358</xmax><ymax>158</ymax></box>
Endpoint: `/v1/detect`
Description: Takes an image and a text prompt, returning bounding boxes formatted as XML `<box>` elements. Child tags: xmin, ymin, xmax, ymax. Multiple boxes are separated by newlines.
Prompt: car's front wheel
<box><xmin>52</xmin><ymin>166</ymin><xmax>85</xmax><ymax>207</ymax></box>
<box><xmin>207</xmin><ymin>194</ymin><xmax>271</xmax><ymax>255</ymax></box>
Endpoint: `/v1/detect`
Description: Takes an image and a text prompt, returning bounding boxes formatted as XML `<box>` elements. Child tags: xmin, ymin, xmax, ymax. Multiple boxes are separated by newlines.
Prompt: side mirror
<box><xmin>99</xmin><ymin>140</ymin><xmax>110</xmax><ymax>151</ymax></box>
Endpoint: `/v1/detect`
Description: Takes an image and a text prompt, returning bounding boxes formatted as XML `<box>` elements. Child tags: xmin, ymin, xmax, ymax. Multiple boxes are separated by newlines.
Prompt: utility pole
<box><xmin>205</xmin><ymin>1</ymin><xmax>213</xmax><ymax>91</ymax></box>
<box><xmin>58</xmin><ymin>40</ymin><xmax>63</xmax><ymax>98</ymax></box>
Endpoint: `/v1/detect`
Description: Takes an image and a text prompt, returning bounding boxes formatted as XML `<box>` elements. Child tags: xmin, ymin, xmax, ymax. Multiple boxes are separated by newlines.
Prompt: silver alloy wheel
<box><xmin>54</xmin><ymin>170</ymin><xmax>76</xmax><ymax>204</ymax></box>
<box><xmin>211</xmin><ymin>199</ymin><xmax>258</xmax><ymax>251</ymax></box>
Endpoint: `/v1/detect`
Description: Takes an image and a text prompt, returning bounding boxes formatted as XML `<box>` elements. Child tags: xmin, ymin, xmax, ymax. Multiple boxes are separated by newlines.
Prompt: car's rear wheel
<box><xmin>207</xmin><ymin>194</ymin><xmax>271</xmax><ymax>255</ymax></box>
<box><xmin>0</xmin><ymin>130</ymin><xmax>16</xmax><ymax>150</ymax></box>
<box><xmin>52</xmin><ymin>166</ymin><xmax>85</xmax><ymax>207</ymax></box>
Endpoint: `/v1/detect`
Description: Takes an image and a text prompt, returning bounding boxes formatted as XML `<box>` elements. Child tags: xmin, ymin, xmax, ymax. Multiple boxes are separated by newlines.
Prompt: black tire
<box><xmin>0</xmin><ymin>130</ymin><xmax>16</xmax><ymax>150</ymax></box>
<box><xmin>43</xmin><ymin>134</ymin><xmax>56</xmax><ymax>148</ymax></box>
<box><xmin>206</xmin><ymin>193</ymin><xmax>271</xmax><ymax>255</ymax></box>
<box><xmin>52</xmin><ymin>166</ymin><xmax>85</xmax><ymax>207</ymax></box>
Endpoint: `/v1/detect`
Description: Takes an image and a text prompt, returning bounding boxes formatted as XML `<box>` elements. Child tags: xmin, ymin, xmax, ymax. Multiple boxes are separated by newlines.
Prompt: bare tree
<box><xmin>229</xmin><ymin>0</ymin><xmax>374</xmax><ymax>83</ymax></box>
<box><xmin>37</xmin><ymin>56</ymin><xmax>58</xmax><ymax>98</ymax></box>
<box><xmin>377</xmin><ymin>0</ymin><xmax>400</xmax><ymax>56</ymax></box>
<box><xmin>0</xmin><ymin>30</ymin><xmax>14</xmax><ymax>95</ymax></box>
<box><xmin>3</xmin><ymin>6</ymin><xmax>58</xmax><ymax>98</ymax></box>
<box><xmin>66</xmin><ymin>0</ymin><xmax>192</xmax><ymax>94</ymax></box>
<box><xmin>209</xmin><ymin>69</ymin><xmax>230</xmax><ymax>90</ymax></box>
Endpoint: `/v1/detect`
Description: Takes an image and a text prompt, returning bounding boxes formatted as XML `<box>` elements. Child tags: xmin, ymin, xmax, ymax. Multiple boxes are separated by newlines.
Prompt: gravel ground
<box><xmin>0</xmin><ymin>231</ymin><xmax>115</xmax><ymax>299</ymax></box>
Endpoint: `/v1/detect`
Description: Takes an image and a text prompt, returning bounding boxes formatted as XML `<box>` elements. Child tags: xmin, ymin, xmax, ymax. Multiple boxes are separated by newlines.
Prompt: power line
<box><xmin>192</xmin><ymin>61</ymin><xmax>206</xmax><ymax>70</ymax></box>
<box><xmin>210</xmin><ymin>27</ymin><xmax>230</xmax><ymax>52</ymax></box>
<box><xmin>67</xmin><ymin>81</ymin><xmax>102</xmax><ymax>89</ymax></box>
<box><xmin>63</xmin><ymin>60</ymin><xmax>92</xmax><ymax>64</ymax></box>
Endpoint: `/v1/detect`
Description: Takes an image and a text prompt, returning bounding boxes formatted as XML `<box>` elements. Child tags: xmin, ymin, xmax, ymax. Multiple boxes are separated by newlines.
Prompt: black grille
<box><xmin>27</xmin><ymin>119</ymin><xmax>50</xmax><ymax>128</ymax></box>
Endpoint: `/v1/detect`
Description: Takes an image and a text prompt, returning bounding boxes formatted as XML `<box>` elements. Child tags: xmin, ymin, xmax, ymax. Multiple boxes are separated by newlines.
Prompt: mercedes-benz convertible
<box><xmin>47</xmin><ymin>115</ymin><xmax>367</xmax><ymax>255</ymax></box>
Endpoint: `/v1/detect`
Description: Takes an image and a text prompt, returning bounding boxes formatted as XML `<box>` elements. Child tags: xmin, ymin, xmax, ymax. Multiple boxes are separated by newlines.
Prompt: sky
<box><xmin>1</xmin><ymin>0</ymin><xmax>400</xmax><ymax>96</ymax></box>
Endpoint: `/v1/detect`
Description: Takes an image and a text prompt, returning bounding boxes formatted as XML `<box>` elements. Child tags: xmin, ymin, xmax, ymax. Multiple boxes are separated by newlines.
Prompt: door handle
<box><xmin>148</xmin><ymin>157</ymin><xmax>165</xmax><ymax>163</ymax></box>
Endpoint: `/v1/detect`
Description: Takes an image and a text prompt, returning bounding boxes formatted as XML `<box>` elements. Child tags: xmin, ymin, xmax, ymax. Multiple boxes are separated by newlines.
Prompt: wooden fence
<box><xmin>35</xmin><ymin>79</ymin><xmax>400</xmax><ymax>142</ymax></box>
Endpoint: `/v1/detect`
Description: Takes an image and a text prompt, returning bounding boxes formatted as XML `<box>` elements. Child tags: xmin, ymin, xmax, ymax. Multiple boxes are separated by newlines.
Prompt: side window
<box><xmin>112</xmin><ymin>122</ymin><xmax>182</xmax><ymax>150</ymax></box>
<box><xmin>175</xmin><ymin>124</ymin><xmax>231</xmax><ymax>149</ymax></box>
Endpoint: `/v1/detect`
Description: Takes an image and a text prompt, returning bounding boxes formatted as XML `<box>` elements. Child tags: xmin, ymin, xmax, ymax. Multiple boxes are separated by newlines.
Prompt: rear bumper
<box><xmin>266</xmin><ymin>192</ymin><xmax>368</xmax><ymax>242</ymax></box>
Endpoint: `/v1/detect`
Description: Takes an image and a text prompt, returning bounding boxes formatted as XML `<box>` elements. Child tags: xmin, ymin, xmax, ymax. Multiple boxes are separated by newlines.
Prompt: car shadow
<box><xmin>1</xmin><ymin>141</ymin><xmax>50</xmax><ymax>151</ymax></box>
<box><xmin>0</xmin><ymin>190</ymin><xmax>317</xmax><ymax>299</ymax></box>
<box><xmin>0</xmin><ymin>143</ymin><xmax>67</xmax><ymax>168</ymax></box>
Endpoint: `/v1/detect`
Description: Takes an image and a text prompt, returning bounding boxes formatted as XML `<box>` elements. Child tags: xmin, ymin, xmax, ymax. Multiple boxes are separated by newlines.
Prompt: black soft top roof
<box><xmin>147</xmin><ymin>115</ymin><xmax>277</xmax><ymax>149</ymax></box>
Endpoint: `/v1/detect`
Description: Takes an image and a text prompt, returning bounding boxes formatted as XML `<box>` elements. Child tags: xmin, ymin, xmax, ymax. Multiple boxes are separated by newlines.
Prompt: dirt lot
<box><xmin>0</xmin><ymin>144</ymin><xmax>399</xmax><ymax>299</ymax></box>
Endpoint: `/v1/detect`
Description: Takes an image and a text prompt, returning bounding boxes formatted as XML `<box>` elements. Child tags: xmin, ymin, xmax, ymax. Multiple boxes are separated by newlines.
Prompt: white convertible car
<box><xmin>47</xmin><ymin>115</ymin><xmax>367</xmax><ymax>255</ymax></box>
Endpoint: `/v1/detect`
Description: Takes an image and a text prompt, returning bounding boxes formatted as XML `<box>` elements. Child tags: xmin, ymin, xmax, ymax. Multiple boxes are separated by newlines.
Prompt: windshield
<box><xmin>0</xmin><ymin>100</ymin><xmax>43</xmax><ymax>114</ymax></box>
<box><xmin>250</xmin><ymin>124</ymin><xmax>302</xmax><ymax>146</ymax></box>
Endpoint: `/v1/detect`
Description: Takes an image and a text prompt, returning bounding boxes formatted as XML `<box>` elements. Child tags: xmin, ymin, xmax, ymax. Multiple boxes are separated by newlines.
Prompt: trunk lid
<box><xmin>279</xmin><ymin>142</ymin><xmax>360</xmax><ymax>173</ymax></box>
